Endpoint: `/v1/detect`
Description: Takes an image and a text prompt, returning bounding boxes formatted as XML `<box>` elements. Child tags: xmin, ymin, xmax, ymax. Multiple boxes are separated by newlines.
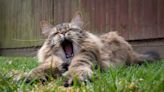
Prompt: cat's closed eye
<box><xmin>49</xmin><ymin>31</ymin><xmax>59</xmax><ymax>37</ymax></box>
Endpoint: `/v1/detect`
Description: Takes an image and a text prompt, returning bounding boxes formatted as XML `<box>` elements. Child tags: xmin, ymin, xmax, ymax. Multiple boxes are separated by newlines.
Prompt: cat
<box><xmin>24</xmin><ymin>12</ymin><xmax>160</xmax><ymax>87</ymax></box>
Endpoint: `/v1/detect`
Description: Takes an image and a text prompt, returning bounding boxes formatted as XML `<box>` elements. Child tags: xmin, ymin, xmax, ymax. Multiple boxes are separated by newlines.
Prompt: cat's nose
<box><xmin>59</xmin><ymin>34</ymin><xmax>65</xmax><ymax>41</ymax></box>
<box><xmin>62</xmin><ymin>31</ymin><xmax>67</xmax><ymax>36</ymax></box>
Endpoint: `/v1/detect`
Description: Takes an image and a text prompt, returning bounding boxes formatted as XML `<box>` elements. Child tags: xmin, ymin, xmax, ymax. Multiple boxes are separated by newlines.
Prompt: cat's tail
<box><xmin>132</xmin><ymin>51</ymin><xmax>160</xmax><ymax>64</ymax></box>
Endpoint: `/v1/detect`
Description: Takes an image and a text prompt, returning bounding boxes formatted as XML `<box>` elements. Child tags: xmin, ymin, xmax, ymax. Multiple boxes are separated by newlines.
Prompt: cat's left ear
<box><xmin>40</xmin><ymin>20</ymin><xmax>53</xmax><ymax>37</ymax></box>
<box><xmin>70</xmin><ymin>12</ymin><xmax>84</xmax><ymax>29</ymax></box>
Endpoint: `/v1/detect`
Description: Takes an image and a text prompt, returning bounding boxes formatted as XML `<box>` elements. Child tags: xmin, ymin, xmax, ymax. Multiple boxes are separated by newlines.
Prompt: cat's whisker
<box><xmin>51</xmin><ymin>39</ymin><xmax>61</xmax><ymax>46</ymax></box>
<box><xmin>72</xmin><ymin>40</ymin><xmax>82</xmax><ymax>48</ymax></box>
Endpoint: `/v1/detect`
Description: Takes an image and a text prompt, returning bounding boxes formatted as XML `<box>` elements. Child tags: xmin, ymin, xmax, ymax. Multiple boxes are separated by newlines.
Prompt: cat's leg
<box><xmin>25</xmin><ymin>55</ymin><xmax>65</xmax><ymax>83</ymax></box>
<box><xmin>64</xmin><ymin>49</ymin><xmax>99</xmax><ymax>87</ymax></box>
<box><xmin>64</xmin><ymin>59</ymin><xmax>93</xmax><ymax>87</ymax></box>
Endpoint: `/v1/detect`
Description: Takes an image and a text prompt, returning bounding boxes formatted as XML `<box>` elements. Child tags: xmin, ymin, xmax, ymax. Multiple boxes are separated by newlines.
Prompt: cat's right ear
<box><xmin>40</xmin><ymin>20</ymin><xmax>53</xmax><ymax>37</ymax></box>
<box><xmin>70</xmin><ymin>12</ymin><xmax>84</xmax><ymax>29</ymax></box>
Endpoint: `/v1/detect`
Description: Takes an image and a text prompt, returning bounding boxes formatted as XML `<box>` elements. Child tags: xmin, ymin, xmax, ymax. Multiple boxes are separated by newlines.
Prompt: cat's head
<box><xmin>40</xmin><ymin>12</ymin><xmax>87</xmax><ymax>58</ymax></box>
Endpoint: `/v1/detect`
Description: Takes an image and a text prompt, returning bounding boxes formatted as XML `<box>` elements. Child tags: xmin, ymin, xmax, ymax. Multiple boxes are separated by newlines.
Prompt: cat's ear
<box><xmin>70</xmin><ymin>12</ymin><xmax>84</xmax><ymax>28</ymax></box>
<box><xmin>40</xmin><ymin>20</ymin><xmax>53</xmax><ymax>37</ymax></box>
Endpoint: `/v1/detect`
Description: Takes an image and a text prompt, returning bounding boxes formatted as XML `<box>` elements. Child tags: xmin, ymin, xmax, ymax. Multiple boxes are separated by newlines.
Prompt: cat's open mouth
<box><xmin>61</xmin><ymin>39</ymin><xmax>74</xmax><ymax>58</ymax></box>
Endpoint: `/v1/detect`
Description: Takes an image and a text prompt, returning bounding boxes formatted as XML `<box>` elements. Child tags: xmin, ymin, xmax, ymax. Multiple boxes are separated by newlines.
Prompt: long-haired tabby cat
<box><xmin>24</xmin><ymin>12</ymin><xmax>160</xmax><ymax>87</ymax></box>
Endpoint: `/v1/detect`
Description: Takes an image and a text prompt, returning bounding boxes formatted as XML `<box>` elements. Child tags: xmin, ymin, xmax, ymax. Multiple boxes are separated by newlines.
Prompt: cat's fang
<box><xmin>66</xmin><ymin>54</ymin><xmax>69</xmax><ymax>58</ymax></box>
<box><xmin>71</xmin><ymin>54</ymin><xmax>74</xmax><ymax>57</ymax></box>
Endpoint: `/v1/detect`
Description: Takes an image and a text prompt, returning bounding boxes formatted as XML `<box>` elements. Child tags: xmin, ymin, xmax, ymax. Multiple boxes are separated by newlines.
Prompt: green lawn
<box><xmin>0</xmin><ymin>57</ymin><xmax>163</xmax><ymax>92</ymax></box>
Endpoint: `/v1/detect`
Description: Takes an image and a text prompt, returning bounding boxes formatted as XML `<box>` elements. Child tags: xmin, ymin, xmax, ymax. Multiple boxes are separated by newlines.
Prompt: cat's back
<box><xmin>85</xmin><ymin>32</ymin><xmax>103</xmax><ymax>49</ymax></box>
<box><xmin>100</xmin><ymin>31</ymin><xmax>132</xmax><ymax>50</ymax></box>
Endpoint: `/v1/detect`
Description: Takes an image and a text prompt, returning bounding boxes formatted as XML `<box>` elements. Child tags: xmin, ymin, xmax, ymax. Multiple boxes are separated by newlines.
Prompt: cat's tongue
<box><xmin>62</xmin><ymin>40</ymin><xmax>74</xmax><ymax>58</ymax></box>
<box><xmin>64</xmin><ymin>44</ymin><xmax>73</xmax><ymax>58</ymax></box>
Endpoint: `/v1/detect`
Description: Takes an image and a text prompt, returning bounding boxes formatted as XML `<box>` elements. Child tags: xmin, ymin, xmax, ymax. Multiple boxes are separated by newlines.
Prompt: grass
<box><xmin>0</xmin><ymin>57</ymin><xmax>164</xmax><ymax>92</ymax></box>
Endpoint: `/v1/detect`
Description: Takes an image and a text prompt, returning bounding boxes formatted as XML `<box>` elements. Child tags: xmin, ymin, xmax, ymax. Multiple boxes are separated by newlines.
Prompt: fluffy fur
<box><xmin>24</xmin><ymin>12</ymin><xmax>160</xmax><ymax>86</ymax></box>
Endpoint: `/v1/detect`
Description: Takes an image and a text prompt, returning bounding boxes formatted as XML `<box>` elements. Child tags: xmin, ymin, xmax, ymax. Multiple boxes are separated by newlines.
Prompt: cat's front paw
<box><xmin>24</xmin><ymin>72</ymin><xmax>49</xmax><ymax>84</ymax></box>
<box><xmin>8</xmin><ymin>70</ymin><xmax>27</xmax><ymax>82</ymax></box>
<box><xmin>24</xmin><ymin>72</ymin><xmax>35</xmax><ymax>84</ymax></box>
<box><xmin>63</xmin><ymin>66</ymin><xmax>93</xmax><ymax>87</ymax></box>
<box><xmin>63</xmin><ymin>76</ymin><xmax>92</xmax><ymax>87</ymax></box>
<box><xmin>63</xmin><ymin>78</ymin><xmax>73</xmax><ymax>87</ymax></box>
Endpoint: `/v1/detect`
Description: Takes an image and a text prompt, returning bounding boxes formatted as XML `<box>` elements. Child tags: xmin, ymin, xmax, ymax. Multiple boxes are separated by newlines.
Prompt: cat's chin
<box><xmin>61</xmin><ymin>39</ymin><xmax>74</xmax><ymax>58</ymax></box>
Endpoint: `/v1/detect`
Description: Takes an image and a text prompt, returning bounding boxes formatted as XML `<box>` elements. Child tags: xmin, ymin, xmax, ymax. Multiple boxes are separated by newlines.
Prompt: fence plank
<box><xmin>0</xmin><ymin>0</ymin><xmax>164</xmax><ymax>49</ymax></box>
<box><xmin>157</xmin><ymin>0</ymin><xmax>164</xmax><ymax>38</ymax></box>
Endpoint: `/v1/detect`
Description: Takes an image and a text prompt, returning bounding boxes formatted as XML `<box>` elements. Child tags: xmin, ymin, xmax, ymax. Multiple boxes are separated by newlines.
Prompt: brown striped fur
<box><xmin>24</xmin><ymin>12</ymin><xmax>160</xmax><ymax>86</ymax></box>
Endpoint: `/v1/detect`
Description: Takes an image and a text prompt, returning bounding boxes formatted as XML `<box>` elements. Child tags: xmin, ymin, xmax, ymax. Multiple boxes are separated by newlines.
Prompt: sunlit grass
<box><xmin>0</xmin><ymin>57</ymin><xmax>163</xmax><ymax>92</ymax></box>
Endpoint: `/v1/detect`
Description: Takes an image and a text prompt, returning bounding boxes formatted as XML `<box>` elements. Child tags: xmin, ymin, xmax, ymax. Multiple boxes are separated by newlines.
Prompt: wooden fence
<box><xmin>0</xmin><ymin>0</ymin><xmax>164</xmax><ymax>57</ymax></box>
<box><xmin>0</xmin><ymin>0</ymin><xmax>81</xmax><ymax>48</ymax></box>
